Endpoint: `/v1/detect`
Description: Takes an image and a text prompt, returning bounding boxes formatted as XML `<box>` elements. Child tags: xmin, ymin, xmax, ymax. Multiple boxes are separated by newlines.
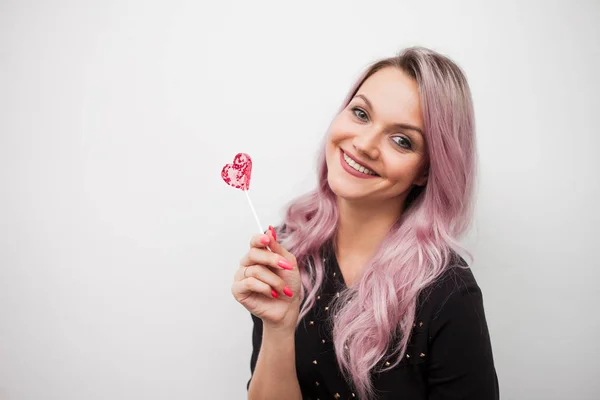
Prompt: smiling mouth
<box><xmin>341</xmin><ymin>151</ymin><xmax>379</xmax><ymax>176</ymax></box>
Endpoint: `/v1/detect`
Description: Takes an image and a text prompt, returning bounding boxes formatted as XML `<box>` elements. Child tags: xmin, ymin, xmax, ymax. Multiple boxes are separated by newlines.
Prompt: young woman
<box><xmin>232</xmin><ymin>46</ymin><xmax>499</xmax><ymax>400</ymax></box>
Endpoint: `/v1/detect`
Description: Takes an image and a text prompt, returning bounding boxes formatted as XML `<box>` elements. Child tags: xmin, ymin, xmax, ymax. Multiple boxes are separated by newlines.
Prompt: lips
<box><xmin>339</xmin><ymin>150</ymin><xmax>380</xmax><ymax>180</ymax></box>
<box><xmin>342</xmin><ymin>150</ymin><xmax>379</xmax><ymax>176</ymax></box>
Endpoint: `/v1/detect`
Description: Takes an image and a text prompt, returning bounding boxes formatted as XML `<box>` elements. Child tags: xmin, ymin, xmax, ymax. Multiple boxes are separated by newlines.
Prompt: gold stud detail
<box><xmin>420</xmin><ymin>353</ymin><xmax>426</xmax><ymax>358</ymax></box>
<box><xmin>313</xmin><ymin>360</ymin><xmax>318</xmax><ymax>364</ymax></box>
<box><xmin>406</xmin><ymin>354</ymin><xmax>411</xmax><ymax>358</ymax></box>
<box><xmin>333</xmin><ymin>272</ymin><xmax>336</xmax><ymax>277</ymax></box>
<box><xmin>324</xmin><ymin>306</ymin><xmax>329</xmax><ymax>311</ymax></box>
<box><xmin>322</xmin><ymin>339</ymin><xmax>326</xmax><ymax>343</ymax></box>
<box><xmin>419</xmin><ymin>321</ymin><xmax>423</xmax><ymax>327</ymax></box>
<box><xmin>352</xmin><ymin>394</ymin><xmax>356</xmax><ymax>398</ymax></box>
<box><xmin>317</xmin><ymin>295</ymin><xmax>321</xmax><ymax>300</ymax></box>
<box><xmin>309</xmin><ymin>321</ymin><xmax>314</xmax><ymax>325</ymax></box>
<box><xmin>315</xmin><ymin>381</ymin><xmax>319</xmax><ymax>386</ymax></box>
<box><xmin>336</xmin><ymin>292</ymin><xmax>340</xmax><ymax>297</ymax></box>
<box><xmin>385</xmin><ymin>361</ymin><xmax>390</xmax><ymax>366</ymax></box>
<box><xmin>334</xmin><ymin>394</ymin><xmax>340</xmax><ymax>399</ymax></box>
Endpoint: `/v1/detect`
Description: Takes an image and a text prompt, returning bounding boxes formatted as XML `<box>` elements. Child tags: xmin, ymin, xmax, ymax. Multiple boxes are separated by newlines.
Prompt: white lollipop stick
<box><xmin>244</xmin><ymin>188</ymin><xmax>273</xmax><ymax>252</ymax></box>
<box><xmin>243</xmin><ymin>188</ymin><xmax>263</xmax><ymax>233</ymax></box>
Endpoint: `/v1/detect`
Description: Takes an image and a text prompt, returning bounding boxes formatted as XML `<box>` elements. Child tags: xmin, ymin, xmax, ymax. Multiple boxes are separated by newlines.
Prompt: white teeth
<box><xmin>343</xmin><ymin>152</ymin><xmax>376</xmax><ymax>176</ymax></box>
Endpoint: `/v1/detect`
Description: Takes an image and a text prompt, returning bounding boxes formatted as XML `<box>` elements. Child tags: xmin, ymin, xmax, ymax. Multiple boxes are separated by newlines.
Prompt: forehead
<box><xmin>355</xmin><ymin>67</ymin><xmax>423</xmax><ymax>127</ymax></box>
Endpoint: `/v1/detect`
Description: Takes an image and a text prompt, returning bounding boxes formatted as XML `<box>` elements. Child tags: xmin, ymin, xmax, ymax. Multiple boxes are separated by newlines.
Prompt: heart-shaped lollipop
<box><xmin>221</xmin><ymin>153</ymin><xmax>272</xmax><ymax>251</ymax></box>
<box><xmin>221</xmin><ymin>153</ymin><xmax>252</xmax><ymax>190</ymax></box>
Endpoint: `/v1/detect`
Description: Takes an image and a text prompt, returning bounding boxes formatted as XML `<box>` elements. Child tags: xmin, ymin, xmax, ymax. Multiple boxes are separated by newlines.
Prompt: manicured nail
<box><xmin>260</xmin><ymin>235</ymin><xmax>270</xmax><ymax>245</ymax></box>
<box><xmin>283</xmin><ymin>286</ymin><xmax>293</xmax><ymax>297</ymax></box>
<box><xmin>277</xmin><ymin>258</ymin><xmax>293</xmax><ymax>270</ymax></box>
<box><xmin>271</xmin><ymin>289</ymin><xmax>279</xmax><ymax>298</ymax></box>
<box><xmin>268</xmin><ymin>225</ymin><xmax>277</xmax><ymax>241</ymax></box>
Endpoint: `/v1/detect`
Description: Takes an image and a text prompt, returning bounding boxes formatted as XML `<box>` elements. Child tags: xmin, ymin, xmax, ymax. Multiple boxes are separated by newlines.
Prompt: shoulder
<box><xmin>416</xmin><ymin>254</ymin><xmax>486</xmax><ymax>327</ymax></box>
<box><xmin>416</xmin><ymin>256</ymin><xmax>499</xmax><ymax>398</ymax></box>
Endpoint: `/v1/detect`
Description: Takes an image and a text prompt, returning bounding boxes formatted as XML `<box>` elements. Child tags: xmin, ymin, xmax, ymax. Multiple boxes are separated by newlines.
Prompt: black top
<box><xmin>248</xmin><ymin>241</ymin><xmax>499</xmax><ymax>399</ymax></box>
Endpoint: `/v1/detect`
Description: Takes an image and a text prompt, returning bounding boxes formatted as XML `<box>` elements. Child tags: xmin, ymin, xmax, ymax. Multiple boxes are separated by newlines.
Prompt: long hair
<box><xmin>278</xmin><ymin>46</ymin><xmax>477</xmax><ymax>399</ymax></box>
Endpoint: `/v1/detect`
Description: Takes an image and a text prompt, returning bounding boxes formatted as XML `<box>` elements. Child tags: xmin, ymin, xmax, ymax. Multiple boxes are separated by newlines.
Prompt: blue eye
<box><xmin>392</xmin><ymin>136</ymin><xmax>412</xmax><ymax>150</ymax></box>
<box><xmin>351</xmin><ymin>107</ymin><xmax>368</xmax><ymax>121</ymax></box>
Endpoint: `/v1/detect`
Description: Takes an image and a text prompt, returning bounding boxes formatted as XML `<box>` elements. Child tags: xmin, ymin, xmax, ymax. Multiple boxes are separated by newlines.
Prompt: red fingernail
<box><xmin>277</xmin><ymin>258</ymin><xmax>293</xmax><ymax>270</ymax></box>
<box><xmin>260</xmin><ymin>235</ymin><xmax>270</xmax><ymax>245</ymax></box>
<box><xmin>271</xmin><ymin>289</ymin><xmax>279</xmax><ymax>298</ymax></box>
<box><xmin>283</xmin><ymin>286</ymin><xmax>293</xmax><ymax>297</ymax></box>
<box><xmin>268</xmin><ymin>225</ymin><xmax>277</xmax><ymax>241</ymax></box>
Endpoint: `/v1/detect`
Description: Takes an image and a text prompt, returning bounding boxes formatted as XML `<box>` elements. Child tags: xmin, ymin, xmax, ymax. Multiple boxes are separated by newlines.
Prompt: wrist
<box><xmin>263</xmin><ymin>324</ymin><xmax>297</xmax><ymax>344</ymax></box>
<box><xmin>264</xmin><ymin>302</ymin><xmax>300</xmax><ymax>335</ymax></box>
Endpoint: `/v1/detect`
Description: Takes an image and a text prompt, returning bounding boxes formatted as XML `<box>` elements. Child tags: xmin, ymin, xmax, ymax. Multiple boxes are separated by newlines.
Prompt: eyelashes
<box><xmin>350</xmin><ymin>106</ymin><xmax>413</xmax><ymax>151</ymax></box>
<box><xmin>352</xmin><ymin>106</ymin><xmax>369</xmax><ymax>122</ymax></box>
<box><xmin>391</xmin><ymin>136</ymin><xmax>412</xmax><ymax>149</ymax></box>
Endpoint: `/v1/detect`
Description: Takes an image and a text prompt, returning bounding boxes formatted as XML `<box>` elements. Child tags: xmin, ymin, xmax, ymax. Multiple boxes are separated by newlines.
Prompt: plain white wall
<box><xmin>1</xmin><ymin>0</ymin><xmax>599</xmax><ymax>399</ymax></box>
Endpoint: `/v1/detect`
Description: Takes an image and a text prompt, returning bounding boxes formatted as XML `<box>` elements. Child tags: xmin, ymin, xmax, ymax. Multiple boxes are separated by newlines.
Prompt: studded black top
<box><xmin>247</xmin><ymin>241</ymin><xmax>499</xmax><ymax>400</ymax></box>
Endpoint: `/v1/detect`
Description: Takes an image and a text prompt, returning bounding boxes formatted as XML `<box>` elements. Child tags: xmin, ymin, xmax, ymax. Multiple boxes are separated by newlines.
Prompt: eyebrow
<box><xmin>354</xmin><ymin>94</ymin><xmax>424</xmax><ymax>135</ymax></box>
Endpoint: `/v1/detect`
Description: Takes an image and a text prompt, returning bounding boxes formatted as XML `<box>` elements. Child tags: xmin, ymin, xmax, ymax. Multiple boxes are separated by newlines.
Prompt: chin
<box><xmin>326</xmin><ymin>171</ymin><xmax>369</xmax><ymax>200</ymax></box>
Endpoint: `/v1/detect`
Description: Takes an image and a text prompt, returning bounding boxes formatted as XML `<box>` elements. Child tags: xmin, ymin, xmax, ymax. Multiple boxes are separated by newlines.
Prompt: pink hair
<box><xmin>278</xmin><ymin>47</ymin><xmax>477</xmax><ymax>399</ymax></box>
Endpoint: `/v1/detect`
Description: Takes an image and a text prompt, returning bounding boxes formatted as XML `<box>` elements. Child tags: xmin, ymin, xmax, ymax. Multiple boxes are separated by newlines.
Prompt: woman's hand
<box><xmin>232</xmin><ymin>229</ymin><xmax>301</xmax><ymax>332</ymax></box>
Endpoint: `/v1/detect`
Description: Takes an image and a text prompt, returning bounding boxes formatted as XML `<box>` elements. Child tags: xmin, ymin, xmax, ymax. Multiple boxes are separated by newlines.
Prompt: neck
<box><xmin>334</xmin><ymin>195</ymin><xmax>405</xmax><ymax>262</ymax></box>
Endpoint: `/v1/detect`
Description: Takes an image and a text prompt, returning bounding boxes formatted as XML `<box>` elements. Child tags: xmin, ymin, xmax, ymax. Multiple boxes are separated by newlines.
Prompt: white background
<box><xmin>1</xmin><ymin>0</ymin><xmax>599</xmax><ymax>399</ymax></box>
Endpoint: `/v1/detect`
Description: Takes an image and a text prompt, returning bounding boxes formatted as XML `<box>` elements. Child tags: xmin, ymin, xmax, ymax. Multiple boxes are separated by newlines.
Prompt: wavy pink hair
<box><xmin>278</xmin><ymin>47</ymin><xmax>477</xmax><ymax>399</ymax></box>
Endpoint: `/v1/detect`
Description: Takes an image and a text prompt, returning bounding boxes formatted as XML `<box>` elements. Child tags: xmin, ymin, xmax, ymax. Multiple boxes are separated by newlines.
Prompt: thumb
<box><xmin>267</xmin><ymin>229</ymin><xmax>295</xmax><ymax>263</ymax></box>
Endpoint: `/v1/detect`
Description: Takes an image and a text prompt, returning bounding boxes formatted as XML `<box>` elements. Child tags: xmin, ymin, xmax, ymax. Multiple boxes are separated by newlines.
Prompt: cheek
<box><xmin>325</xmin><ymin>130</ymin><xmax>339</xmax><ymax>167</ymax></box>
<box><xmin>384</xmin><ymin>157</ymin><xmax>424</xmax><ymax>182</ymax></box>
<box><xmin>327</xmin><ymin>126</ymin><xmax>343</xmax><ymax>145</ymax></box>
<box><xmin>327</xmin><ymin>114</ymin><xmax>355</xmax><ymax>142</ymax></box>
<box><xmin>325</xmin><ymin>130</ymin><xmax>338</xmax><ymax>158</ymax></box>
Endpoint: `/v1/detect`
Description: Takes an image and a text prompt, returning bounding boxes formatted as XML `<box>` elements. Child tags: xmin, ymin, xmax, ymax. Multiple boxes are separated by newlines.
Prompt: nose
<box><xmin>352</xmin><ymin>128</ymin><xmax>380</xmax><ymax>160</ymax></box>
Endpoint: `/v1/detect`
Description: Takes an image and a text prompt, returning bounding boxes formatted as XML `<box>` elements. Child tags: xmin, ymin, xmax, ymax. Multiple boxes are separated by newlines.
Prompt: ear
<box><xmin>414</xmin><ymin>166</ymin><xmax>429</xmax><ymax>187</ymax></box>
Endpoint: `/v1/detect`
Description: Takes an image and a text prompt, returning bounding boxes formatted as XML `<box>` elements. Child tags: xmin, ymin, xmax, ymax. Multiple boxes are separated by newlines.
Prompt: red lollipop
<box><xmin>221</xmin><ymin>153</ymin><xmax>272</xmax><ymax>250</ymax></box>
<box><xmin>221</xmin><ymin>153</ymin><xmax>252</xmax><ymax>190</ymax></box>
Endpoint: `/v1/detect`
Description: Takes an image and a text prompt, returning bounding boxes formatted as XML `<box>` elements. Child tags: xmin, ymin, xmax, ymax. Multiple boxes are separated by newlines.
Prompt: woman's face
<box><xmin>325</xmin><ymin>67</ymin><xmax>428</xmax><ymax>207</ymax></box>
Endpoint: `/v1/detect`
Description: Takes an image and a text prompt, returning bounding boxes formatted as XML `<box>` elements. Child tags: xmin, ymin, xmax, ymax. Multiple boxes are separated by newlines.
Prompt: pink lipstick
<box><xmin>339</xmin><ymin>150</ymin><xmax>379</xmax><ymax>179</ymax></box>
